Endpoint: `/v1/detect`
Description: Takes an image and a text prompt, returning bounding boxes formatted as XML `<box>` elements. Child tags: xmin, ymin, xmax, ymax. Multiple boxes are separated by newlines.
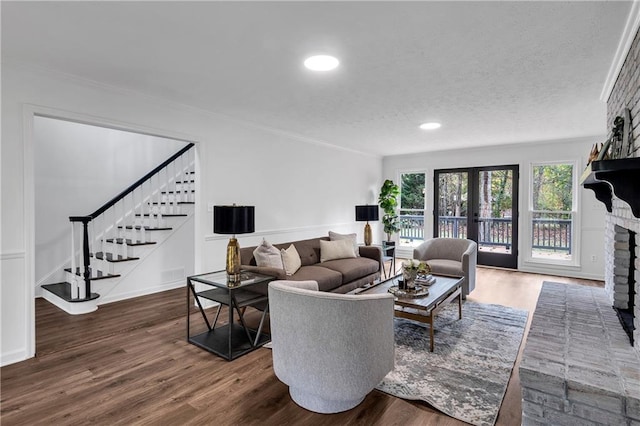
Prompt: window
<box><xmin>530</xmin><ymin>163</ymin><xmax>575</xmax><ymax>262</ymax></box>
<box><xmin>399</xmin><ymin>173</ymin><xmax>426</xmax><ymax>247</ymax></box>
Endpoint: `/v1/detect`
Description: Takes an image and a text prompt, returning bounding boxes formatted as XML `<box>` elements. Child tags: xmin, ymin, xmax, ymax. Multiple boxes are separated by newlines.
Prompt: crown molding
<box><xmin>601</xmin><ymin>0</ymin><xmax>640</xmax><ymax>102</ymax></box>
<box><xmin>5</xmin><ymin>60</ymin><xmax>380</xmax><ymax>159</ymax></box>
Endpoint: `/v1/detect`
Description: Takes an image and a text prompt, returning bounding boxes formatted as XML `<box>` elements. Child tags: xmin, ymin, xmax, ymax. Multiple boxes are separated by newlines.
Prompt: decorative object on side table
<box><xmin>213</xmin><ymin>204</ymin><xmax>255</xmax><ymax>283</ymax></box>
<box><xmin>355</xmin><ymin>204</ymin><xmax>379</xmax><ymax>246</ymax></box>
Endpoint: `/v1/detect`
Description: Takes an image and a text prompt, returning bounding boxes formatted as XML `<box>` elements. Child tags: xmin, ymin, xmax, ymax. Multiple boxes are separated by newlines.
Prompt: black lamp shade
<box><xmin>213</xmin><ymin>205</ymin><xmax>255</xmax><ymax>234</ymax></box>
<box><xmin>355</xmin><ymin>205</ymin><xmax>379</xmax><ymax>222</ymax></box>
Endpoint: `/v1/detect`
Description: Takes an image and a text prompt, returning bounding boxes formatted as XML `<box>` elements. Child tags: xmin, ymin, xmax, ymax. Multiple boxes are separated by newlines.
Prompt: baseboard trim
<box><xmin>1</xmin><ymin>348</ymin><xmax>32</xmax><ymax>367</ymax></box>
<box><xmin>98</xmin><ymin>278</ymin><xmax>185</xmax><ymax>305</ymax></box>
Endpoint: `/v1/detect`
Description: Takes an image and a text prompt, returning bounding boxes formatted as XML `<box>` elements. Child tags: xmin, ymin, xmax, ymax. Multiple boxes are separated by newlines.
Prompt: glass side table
<box><xmin>186</xmin><ymin>270</ymin><xmax>274</xmax><ymax>360</ymax></box>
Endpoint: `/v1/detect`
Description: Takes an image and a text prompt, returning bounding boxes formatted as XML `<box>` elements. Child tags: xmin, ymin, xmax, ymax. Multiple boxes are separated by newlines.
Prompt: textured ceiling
<box><xmin>1</xmin><ymin>1</ymin><xmax>633</xmax><ymax>156</ymax></box>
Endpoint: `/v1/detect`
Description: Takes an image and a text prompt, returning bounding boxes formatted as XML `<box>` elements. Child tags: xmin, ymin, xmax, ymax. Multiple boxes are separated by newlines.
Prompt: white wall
<box><xmin>383</xmin><ymin>138</ymin><xmax>606</xmax><ymax>280</ymax></box>
<box><xmin>1</xmin><ymin>63</ymin><xmax>382</xmax><ymax>366</ymax></box>
<box><xmin>34</xmin><ymin>116</ymin><xmax>188</xmax><ymax>287</ymax></box>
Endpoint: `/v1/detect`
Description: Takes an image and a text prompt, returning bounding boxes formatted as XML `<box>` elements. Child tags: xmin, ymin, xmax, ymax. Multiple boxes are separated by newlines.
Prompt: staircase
<box><xmin>42</xmin><ymin>144</ymin><xmax>195</xmax><ymax>314</ymax></box>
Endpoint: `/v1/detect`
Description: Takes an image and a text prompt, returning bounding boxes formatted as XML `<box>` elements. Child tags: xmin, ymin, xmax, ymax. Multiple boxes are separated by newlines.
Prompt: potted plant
<box><xmin>378</xmin><ymin>179</ymin><xmax>400</xmax><ymax>242</ymax></box>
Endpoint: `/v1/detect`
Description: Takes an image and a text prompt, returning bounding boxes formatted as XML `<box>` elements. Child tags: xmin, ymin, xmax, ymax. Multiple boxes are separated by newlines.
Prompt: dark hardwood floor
<box><xmin>1</xmin><ymin>267</ymin><xmax>602</xmax><ymax>425</ymax></box>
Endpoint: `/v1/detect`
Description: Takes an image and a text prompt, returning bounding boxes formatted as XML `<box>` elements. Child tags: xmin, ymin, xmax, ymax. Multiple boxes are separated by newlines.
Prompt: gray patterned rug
<box><xmin>376</xmin><ymin>301</ymin><xmax>528</xmax><ymax>426</ymax></box>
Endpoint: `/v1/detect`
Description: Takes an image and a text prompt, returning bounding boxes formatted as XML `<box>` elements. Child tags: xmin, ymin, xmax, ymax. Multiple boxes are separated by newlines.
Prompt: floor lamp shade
<box><xmin>213</xmin><ymin>205</ymin><xmax>255</xmax><ymax>283</ymax></box>
<box><xmin>355</xmin><ymin>205</ymin><xmax>379</xmax><ymax>246</ymax></box>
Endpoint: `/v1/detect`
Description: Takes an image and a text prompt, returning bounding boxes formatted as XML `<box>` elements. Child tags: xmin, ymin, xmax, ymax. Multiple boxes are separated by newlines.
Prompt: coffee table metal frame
<box><xmin>361</xmin><ymin>273</ymin><xmax>463</xmax><ymax>352</ymax></box>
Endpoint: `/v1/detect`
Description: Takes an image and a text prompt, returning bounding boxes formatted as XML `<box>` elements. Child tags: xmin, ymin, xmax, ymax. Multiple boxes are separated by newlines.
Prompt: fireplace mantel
<box><xmin>581</xmin><ymin>157</ymin><xmax>640</xmax><ymax>218</ymax></box>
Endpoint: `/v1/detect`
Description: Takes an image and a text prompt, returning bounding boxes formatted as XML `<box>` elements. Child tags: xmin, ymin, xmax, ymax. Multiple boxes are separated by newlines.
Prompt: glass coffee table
<box><xmin>360</xmin><ymin>273</ymin><xmax>463</xmax><ymax>352</ymax></box>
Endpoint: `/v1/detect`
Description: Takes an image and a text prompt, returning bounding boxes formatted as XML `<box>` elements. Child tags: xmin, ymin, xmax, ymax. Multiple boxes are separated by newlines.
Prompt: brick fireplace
<box><xmin>520</xmin><ymin>16</ymin><xmax>640</xmax><ymax>426</ymax></box>
<box><xmin>607</xmin><ymin>204</ymin><xmax>639</xmax><ymax>349</ymax></box>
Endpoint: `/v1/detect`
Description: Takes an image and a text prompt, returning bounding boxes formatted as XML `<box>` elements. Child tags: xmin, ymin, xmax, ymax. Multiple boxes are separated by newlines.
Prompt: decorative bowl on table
<box><xmin>389</xmin><ymin>281</ymin><xmax>430</xmax><ymax>298</ymax></box>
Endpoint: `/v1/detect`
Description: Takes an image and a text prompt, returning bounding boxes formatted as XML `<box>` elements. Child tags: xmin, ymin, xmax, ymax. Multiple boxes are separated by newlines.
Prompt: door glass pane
<box><xmin>437</xmin><ymin>172</ymin><xmax>468</xmax><ymax>239</ymax></box>
<box><xmin>399</xmin><ymin>173</ymin><xmax>425</xmax><ymax>247</ymax></box>
<box><xmin>531</xmin><ymin>164</ymin><xmax>574</xmax><ymax>261</ymax></box>
<box><xmin>477</xmin><ymin>169</ymin><xmax>513</xmax><ymax>254</ymax></box>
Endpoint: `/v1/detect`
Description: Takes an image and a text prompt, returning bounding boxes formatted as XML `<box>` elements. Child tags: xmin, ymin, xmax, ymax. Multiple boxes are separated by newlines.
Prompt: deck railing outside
<box><xmin>398</xmin><ymin>212</ymin><xmax>571</xmax><ymax>253</ymax></box>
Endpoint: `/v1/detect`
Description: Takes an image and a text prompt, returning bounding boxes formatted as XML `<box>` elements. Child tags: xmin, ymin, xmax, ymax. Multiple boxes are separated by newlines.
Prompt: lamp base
<box><xmin>226</xmin><ymin>237</ymin><xmax>241</xmax><ymax>283</ymax></box>
<box><xmin>364</xmin><ymin>222</ymin><xmax>372</xmax><ymax>246</ymax></box>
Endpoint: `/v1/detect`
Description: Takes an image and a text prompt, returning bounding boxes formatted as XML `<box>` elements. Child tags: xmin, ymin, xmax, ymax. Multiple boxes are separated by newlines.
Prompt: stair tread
<box><xmin>119</xmin><ymin>225</ymin><xmax>173</xmax><ymax>231</ymax></box>
<box><xmin>64</xmin><ymin>267</ymin><xmax>120</xmax><ymax>280</ymax></box>
<box><xmin>105</xmin><ymin>238</ymin><xmax>157</xmax><ymax>246</ymax></box>
<box><xmin>148</xmin><ymin>201</ymin><xmax>195</xmax><ymax>205</ymax></box>
<box><xmin>161</xmin><ymin>190</ymin><xmax>195</xmax><ymax>194</ymax></box>
<box><xmin>135</xmin><ymin>213</ymin><xmax>188</xmax><ymax>217</ymax></box>
<box><xmin>175</xmin><ymin>180</ymin><xmax>195</xmax><ymax>184</ymax></box>
<box><xmin>92</xmin><ymin>252</ymin><xmax>140</xmax><ymax>262</ymax></box>
<box><xmin>42</xmin><ymin>282</ymin><xmax>100</xmax><ymax>302</ymax></box>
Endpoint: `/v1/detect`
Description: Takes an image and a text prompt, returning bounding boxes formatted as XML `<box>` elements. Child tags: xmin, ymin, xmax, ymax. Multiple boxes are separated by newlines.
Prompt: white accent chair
<box><xmin>413</xmin><ymin>238</ymin><xmax>477</xmax><ymax>298</ymax></box>
<box><xmin>268</xmin><ymin>280</ymin><xmax>395</xmax><ymax>413</ymax></box>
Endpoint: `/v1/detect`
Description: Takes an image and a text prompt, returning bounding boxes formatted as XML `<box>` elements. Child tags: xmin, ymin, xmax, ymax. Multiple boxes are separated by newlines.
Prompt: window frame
<box><xmin>524</xmin><ymin>160</ymin><xmax>581</xmax><ymax>268</ymax></box>
<box><xmin>396</xmin><ymin>170</ymin><xmax>428</xmax><ymax>252</ymax></box>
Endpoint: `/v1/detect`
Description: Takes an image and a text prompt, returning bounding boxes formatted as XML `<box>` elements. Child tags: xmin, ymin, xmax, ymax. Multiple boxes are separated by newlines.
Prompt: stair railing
<box><xmin>68</xmin><ymin>143</ymin><xmax>195</xmax><ymax>300</ymax></box>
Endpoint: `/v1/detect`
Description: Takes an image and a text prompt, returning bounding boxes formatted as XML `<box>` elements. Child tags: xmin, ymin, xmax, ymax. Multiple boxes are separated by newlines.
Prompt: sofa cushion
<box><xmin>320</xmin><ymin>257</ymin><xmax>379</xmax><ymax>283</ymax></box>
<box><xmin>274</xmin><ymin>238</ymin><xmax>326</xmax><ymax>266</ymax></box>
<box><xmin>426</xmin><ymin>259</ymin><xmax>464</xmax><ymax>277</ymax></box>
<box><xmin>281</xmin><ymin>244</ymin><xmax>302</xmax><ymax>276</ymax></box>
<box><xmin>320</xmin><ymin>239</ymin><xmax>357</xmax><ymax>262</ymax></box>
<box><xmin>288</xmin><ymin>265</ymin><xmax>343</xmax><ymax>292</ymax></box>
<box><xmin>253</xmin><ymin>239</ymin><xmax>284</xmax><ymax>269</ymax></box>
<box><xmin>328</xmin><ymin>231</ymin><xmax>359</xmax><ymax>257</ymax></box>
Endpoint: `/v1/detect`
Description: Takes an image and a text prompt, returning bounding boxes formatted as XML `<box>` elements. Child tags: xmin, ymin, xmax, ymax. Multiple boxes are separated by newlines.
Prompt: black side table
<box><xmin>187</xmin><ymin>270</ymin><xmax>274</xmax><ymax>360</ymax></box>
<box><xmin>381</xmin><ymin>241</ymin><xmax>396</xmax><ymax>279</ymax></box>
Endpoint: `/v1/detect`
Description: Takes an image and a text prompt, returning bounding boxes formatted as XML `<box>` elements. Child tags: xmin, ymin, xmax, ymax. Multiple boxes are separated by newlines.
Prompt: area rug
<box><xmin>376</xmin><ymin>301</ymin><xmax>528</xmax><ymax>426</ymax></box>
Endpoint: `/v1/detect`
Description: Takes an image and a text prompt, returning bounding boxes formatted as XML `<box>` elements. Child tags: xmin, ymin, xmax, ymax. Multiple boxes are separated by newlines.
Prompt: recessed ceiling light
<box><xmin>419</xmin><ymin>122</ymin><xmax>442</xmax><ymax>130</ymax></box>
<box><xmin>304</xmin><ymin>55</ymin><xmax>339</xmax><ymax>71</ymax></box>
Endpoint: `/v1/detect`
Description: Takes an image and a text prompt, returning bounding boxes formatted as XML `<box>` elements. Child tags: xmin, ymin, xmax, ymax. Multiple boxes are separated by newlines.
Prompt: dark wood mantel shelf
<box><xmin>581</xmin><ymin>157</ymin><xmax>640</xmax><ymax>218</ymax></box>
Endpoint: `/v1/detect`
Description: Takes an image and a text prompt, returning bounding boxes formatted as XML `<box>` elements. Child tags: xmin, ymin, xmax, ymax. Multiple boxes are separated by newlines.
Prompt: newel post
<box><xmin>70</xmin><ymin>215</ymin><xmax>92</xmax><ymax>299</ymax></box>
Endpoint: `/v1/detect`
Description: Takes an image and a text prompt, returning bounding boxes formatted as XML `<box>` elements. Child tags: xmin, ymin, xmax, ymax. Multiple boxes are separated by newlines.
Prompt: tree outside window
<box><xmin>399</xmin><ymin>173</ymin><xmax>426</xmax><ymax>247</ymax></box>
<box><xmin>531</xmin><ymin>163</ymin><xmax>574</xmax><ymax>261</ymax></box>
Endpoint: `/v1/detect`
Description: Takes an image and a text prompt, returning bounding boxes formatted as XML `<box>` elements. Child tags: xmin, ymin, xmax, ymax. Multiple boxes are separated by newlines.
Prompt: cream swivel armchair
<box><xmin>413</xmin><ymin>238</ymin><xmax>477</xmax><ymax>298</ymax></box>
<box><xmin>268</xmin><ymin>280</ymin><xmax>395</xmax><ymax>414</ymax></box>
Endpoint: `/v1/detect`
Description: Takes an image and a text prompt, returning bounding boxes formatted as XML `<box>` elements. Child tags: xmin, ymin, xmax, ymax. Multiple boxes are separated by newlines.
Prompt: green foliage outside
<box><xmin>532</xmin><ymin>164</ymin><xmax>573</xmax><ymax>212</ymax></box>
<box><xmin>401</xmin><ymin>173</ymin><xmax>425</xmax><ymax>209</ymax></box>
<box><xmin>397</xmin><ymin>164</ymin><xmax>573</xmax><ymax>222</ymax></box>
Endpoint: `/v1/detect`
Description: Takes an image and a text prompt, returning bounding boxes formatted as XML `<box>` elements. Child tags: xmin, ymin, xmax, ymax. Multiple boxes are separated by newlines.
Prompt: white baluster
<box><xmin>140</xmin><ymin>181</ymin><xmax>146</xmax><ymax>243</ymax></box>
<box><xmin>113</xmin><ymin>204</ymin><xmax>119</xmax><ymax>242</ymax></box>
<box><xmin>78</xmin><ymin>276</ymin><xmax>87</xmax><ymax>299</ymax></box>
<box><xmin>121</xmin><ymin>199</ymin><xmax>128</xmax><ymax>259</ymax></box>
<box><xmin>70</xmin><ymin>221</ymin><xmax>76</xmax><ymax>277</ymax></box>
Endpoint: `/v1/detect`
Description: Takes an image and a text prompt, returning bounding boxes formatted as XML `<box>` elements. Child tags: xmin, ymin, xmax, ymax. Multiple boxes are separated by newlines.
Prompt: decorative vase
<box><xmin>403</xmin><ymin>267</ymin><xmax>417</xmax><ymax>290</ymax></box>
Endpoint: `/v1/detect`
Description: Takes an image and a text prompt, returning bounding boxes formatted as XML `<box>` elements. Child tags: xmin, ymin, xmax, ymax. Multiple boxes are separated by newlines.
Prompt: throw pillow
<box><xmin>320</xmin><ymin>238</ymin><xmax>357</xmax><ymax>263</ymax></box>
<box><xmin>252</xmin><ymin>239</ymin><xmax>284</xmax><ymax>269</ymax></box>
<box><xmin>328</xmin><ymin>231</ymin><xmax>360</xmax><ymax>257</ymax></box>
<box><xmin>281</xmin><ymin>244</ymin><xmax>302</xmax><ymax>276</ymax></box>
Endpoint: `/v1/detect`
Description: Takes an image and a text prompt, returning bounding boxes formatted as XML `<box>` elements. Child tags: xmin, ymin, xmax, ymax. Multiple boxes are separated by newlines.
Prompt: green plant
<box><xmin>378</xmin><ymin>179</ymin><xmax>401</xmax><ymax>241</ymax></box>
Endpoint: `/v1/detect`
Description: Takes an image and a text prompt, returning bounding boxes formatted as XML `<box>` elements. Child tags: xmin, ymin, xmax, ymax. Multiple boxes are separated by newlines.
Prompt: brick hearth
<box><xmin>520</xmin><ymin>282</ymin><xmax>640</xmax><ymax>425</ymax></box>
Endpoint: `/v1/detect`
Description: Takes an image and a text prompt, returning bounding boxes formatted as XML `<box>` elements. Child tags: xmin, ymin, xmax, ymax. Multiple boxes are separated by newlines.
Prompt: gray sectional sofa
<box><xmin>240</xmin><ymin>237</ymin><xmax>382</xmax><ymax>294</ymax></box>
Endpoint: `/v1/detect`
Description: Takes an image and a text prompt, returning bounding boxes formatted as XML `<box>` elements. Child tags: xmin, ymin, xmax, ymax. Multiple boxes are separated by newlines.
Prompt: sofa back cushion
<box><xmin>241</xmin><ymin>237</ymin><xmax>329</xmax><ymax>267</ymax></box>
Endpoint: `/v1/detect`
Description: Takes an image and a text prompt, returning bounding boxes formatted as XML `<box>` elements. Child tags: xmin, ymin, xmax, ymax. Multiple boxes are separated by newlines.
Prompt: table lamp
<box><xmin>355</xmin><ymin>205</ymin><xmax>379</xmax><ymax>246</ymax></box>
<box><xmin>213</xmin><ymin>205</ymin><xmax>255</xmax><ymax>283</ymax></box>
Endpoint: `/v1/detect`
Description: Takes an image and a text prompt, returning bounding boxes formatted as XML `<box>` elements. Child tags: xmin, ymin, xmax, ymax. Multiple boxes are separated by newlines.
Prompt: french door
<box><xmin>434</xmin><ymin>165</ymin><xmax>519</xmax><ymax>269</ymax></box>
